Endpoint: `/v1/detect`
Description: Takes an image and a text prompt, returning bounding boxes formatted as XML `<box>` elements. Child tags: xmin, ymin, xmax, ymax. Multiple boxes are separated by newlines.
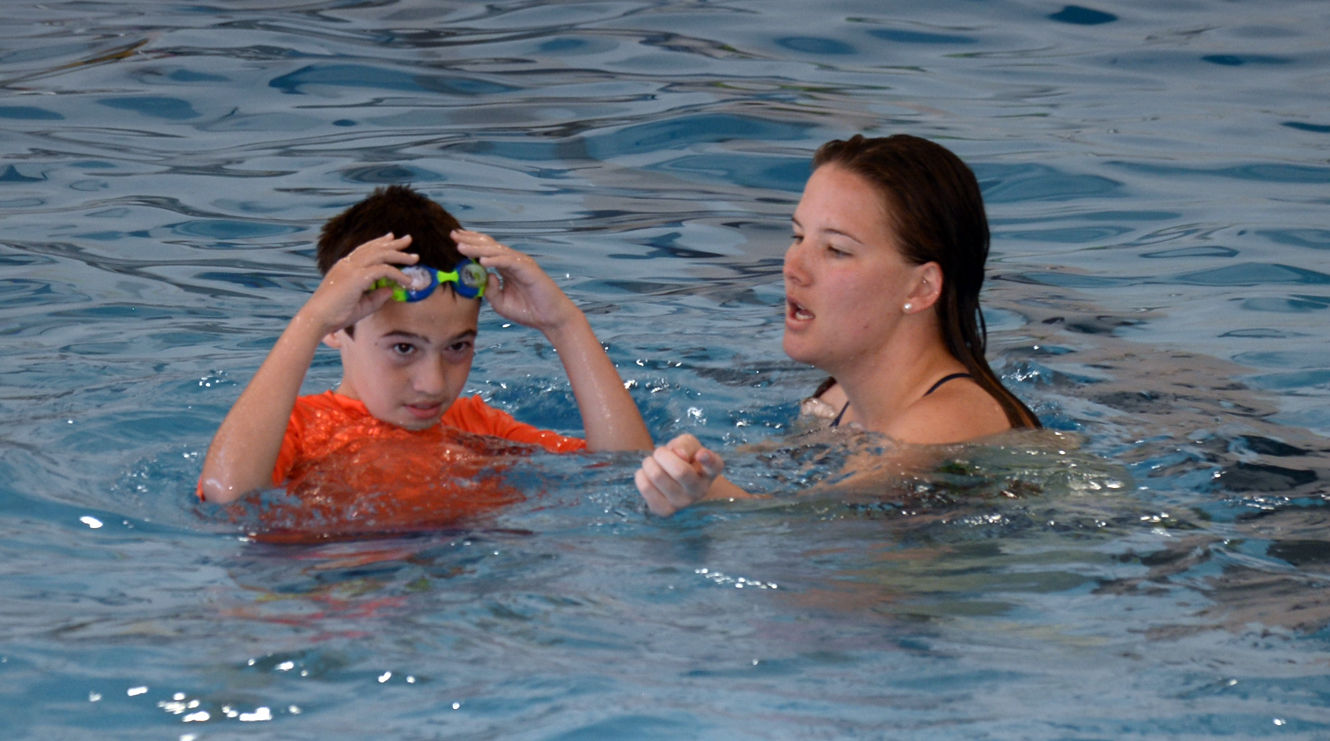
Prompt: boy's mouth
<box><xmin>787</xmin><ymin>299</ymin><xmax>814</xmax><ymax>322</ymax></box>
<box><xmin>405</xmin><ymin>402</ymin><xmax>443</xmax><ymax>420</ymax></box>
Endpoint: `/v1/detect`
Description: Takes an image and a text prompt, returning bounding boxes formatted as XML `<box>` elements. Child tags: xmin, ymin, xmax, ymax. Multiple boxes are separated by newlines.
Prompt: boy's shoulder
<box><xmin>440</xmin><ymin>393</ymin><xmax>514</xmax><ymax>432</ymax></box>
<box><xmin>443</xmin><ymin>394</ymin><xmax>587</xmax><ymax>453</ymax></box>
<box><xmin>290</xmin><ymin>389</ymin><xmax>367</xmax><ymax>424</ymax></box>
<box><xmin>298</xmin><ymin>389</ymin><xmax>357</xmax><ymax>410</ymax></box>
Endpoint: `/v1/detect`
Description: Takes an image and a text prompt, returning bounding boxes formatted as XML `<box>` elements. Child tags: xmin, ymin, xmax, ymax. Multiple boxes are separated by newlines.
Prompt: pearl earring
<box><xmin>903</xmin><ymin>302</ymin><xmax>913</xmax><ymax>313</ymax></box>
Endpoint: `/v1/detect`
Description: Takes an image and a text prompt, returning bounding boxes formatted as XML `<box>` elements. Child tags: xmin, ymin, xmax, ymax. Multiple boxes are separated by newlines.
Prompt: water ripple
<box><xmin>3</xmin><ymin>1</ymin><xmax>1330</xmax><ymax>737</ymax></box>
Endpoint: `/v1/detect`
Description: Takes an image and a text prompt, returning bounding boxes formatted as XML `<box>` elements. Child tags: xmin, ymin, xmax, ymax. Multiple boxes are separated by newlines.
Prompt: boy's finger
<box><xmin>362</xmin><ymin>264</ymin><xmax>415</xmax><ymax>294</ymax></box>
<box><xmin>343</xmin><ymin>234</ymin><xmax>415</xmax><ymax>269</ymax></box>
<box><xmin>365</xmin><ymin>232</ymin><xmax>409</xmax><ymax>249</ymax></box>
<box><xmin>451</xmin><ymin>229</ymin><xmax>501</xmax><ymax>251</ymax></box>
<box><xmin>362</xmin><ymin>285</ymin><xmax>397</xmax><ymax>312</ymax></box>
<box><xmin>374</xmin><ymin>237</ymin><xmax>417</xmax><ymax>264</ymax></box>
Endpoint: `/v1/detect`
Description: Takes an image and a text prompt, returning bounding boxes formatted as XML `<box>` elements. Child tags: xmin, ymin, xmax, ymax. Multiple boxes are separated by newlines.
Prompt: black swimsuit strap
<box><xmin>830</xmin><ymin>400</ymin><xmax>850</xmax><ymax>428</ymax></box>
<box><xmin>924</xmin><ymin>372</ymin><xmax>974</xmax><ymax>396</ymax></box>
<box><xmin>828</xmin><ymin>372</ymin><xmax>973</xmax><ymax>429</ymax></box>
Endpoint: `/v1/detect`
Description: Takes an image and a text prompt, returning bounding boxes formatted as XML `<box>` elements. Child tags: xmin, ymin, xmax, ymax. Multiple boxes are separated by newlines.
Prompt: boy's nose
<box><xmin>414</xmin><ymin>356</ymin><xmax>450</xmax><ymax>396</ymax></box>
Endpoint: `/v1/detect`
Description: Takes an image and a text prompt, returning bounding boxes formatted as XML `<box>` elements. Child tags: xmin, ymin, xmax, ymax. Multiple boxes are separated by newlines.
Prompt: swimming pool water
<box><xmin>3</xmin><ymin>1</ymin><xmax>1330</xmax><ymax>737</ymax></box>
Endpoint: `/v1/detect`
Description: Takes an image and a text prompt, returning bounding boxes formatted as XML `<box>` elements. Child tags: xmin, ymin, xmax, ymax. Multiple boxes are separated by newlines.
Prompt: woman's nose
<box><xmin>783</xmin><ymin>241</ymin><xmax>809</xmax><ymax>285</ymax></box>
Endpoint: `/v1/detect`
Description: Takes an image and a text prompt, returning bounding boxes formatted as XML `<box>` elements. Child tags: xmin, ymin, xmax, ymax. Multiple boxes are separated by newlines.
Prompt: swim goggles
<box><xmin>373</xmin><ymin>259</ymin><xmax>488</xmax><ymax>301</ymax></box>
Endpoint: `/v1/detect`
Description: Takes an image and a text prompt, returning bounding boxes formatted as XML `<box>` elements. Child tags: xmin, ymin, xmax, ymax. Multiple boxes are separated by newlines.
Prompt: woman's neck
<box><xmin>829</xmin><ymin>337</ymin><xmax>965</xmax><ymax>433</ymax></box>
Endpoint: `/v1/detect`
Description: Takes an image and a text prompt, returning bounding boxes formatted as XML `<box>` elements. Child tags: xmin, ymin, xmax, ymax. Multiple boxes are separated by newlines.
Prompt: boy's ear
<box><xmin>907</xmin><ymin>262</ymin><xmax>944</xmax><ymax>311</ymax></box>
<box><xmin>323</xmin><ymin>328</ymin><xmax>348</xmax><ymax>350</ymax></box>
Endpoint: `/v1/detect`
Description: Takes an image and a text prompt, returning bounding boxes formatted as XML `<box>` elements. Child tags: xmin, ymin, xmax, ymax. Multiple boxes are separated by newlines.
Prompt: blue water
<box><xmin>3</xmin><ymin>0</ymin><xmax>1330</xmax><ymax>737</ymax></box>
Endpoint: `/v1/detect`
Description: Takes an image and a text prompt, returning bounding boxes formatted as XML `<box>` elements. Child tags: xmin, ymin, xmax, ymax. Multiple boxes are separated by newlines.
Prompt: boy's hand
<box><xmin>452</xmin><ymin>229</ymin><xmax>578</xmax><ymax>333</ymax></box>
<box><xmin>302</xmin><ymin>233</ymin><xmax>419</xmax><ymax>335</ymax></box>
<box><xmin>635</xmin><ymin>434</ymin><xmax>725</xmax><ymax>516</ymax></box>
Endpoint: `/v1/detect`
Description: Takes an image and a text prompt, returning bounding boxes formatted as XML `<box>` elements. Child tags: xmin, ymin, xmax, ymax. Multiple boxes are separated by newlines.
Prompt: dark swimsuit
<box><xmin>829</xmin><ymin>372</ymin><xmax>974</xmax><ymax>428</ymax></box>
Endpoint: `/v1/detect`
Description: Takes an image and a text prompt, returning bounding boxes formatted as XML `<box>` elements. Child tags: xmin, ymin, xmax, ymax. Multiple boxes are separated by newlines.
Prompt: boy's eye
<box><xmin>448</xmin><ymin>340</ymin><xmax>474</xmax><ymax>354</ymax></box>
<box><xmin>392</xmin><ymin>343</ymin><xmax>416</xmax><ymax>356</ymax></box>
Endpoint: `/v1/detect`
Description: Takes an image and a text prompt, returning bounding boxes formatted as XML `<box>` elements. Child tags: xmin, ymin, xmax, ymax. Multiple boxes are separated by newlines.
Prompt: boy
<box><xmin>198</xmin><ymin>185</ymin><xmax>651</xmax><ymax>506</ymax></box>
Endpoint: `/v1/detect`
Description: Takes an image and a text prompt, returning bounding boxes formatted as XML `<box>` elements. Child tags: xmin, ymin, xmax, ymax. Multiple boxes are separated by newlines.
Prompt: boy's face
<box><xmin>325</xmin><ymin>289</ymin><xmax>480</xmax><ymax>430</ymax></box>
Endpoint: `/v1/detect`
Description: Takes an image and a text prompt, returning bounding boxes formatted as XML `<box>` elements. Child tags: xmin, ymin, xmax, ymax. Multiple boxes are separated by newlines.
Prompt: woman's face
<box><xmin>782</xmin><ymin>163</ymin><xmax>924</xmax><ymax>376</ymax></box>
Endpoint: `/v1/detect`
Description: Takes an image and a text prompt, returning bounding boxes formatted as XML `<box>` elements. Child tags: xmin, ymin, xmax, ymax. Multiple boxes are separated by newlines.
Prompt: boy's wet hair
<box><xmin>316</xmin><ymin>184</ymin><xmax>465</xmax><ymax>275</ymax></box>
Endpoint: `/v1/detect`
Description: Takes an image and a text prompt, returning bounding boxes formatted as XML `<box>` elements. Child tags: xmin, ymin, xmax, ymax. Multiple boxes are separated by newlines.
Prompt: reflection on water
<box><xmin>3</xmin><ymin>0</ymin><xmax>1330</xmax><ymax>737</ymax></box>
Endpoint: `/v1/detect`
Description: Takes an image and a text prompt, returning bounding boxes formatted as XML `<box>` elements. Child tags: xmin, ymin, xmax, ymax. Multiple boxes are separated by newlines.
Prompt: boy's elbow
<box><xmin>198</xmin><ymin>469</ymin><xmax>261</xmax><ymax>504</ymax></box>
<box><xmin>198</xmin><ymin>476</ymin><xmax>239</xmax><ymax>504</ymax></box>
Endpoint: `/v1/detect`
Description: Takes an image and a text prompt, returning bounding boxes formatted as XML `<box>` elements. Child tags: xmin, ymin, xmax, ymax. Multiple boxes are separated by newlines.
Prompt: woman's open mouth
<box><xmin>787</xmin><ymin>299</ymin><xmax>814</xmax><ymax>322</ymax></box>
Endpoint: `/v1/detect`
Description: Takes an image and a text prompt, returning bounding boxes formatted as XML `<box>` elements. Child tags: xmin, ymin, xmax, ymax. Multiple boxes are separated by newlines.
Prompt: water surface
<box><xmin>2</xmin><ymin>1</ymin><xmax>1329</xmax><ymax>737</ymax></box>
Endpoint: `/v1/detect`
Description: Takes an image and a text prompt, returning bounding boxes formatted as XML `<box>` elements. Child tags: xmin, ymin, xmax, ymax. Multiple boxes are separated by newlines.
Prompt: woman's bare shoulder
<box><xmin>885</xmin><ymin>379</ymin><xmax>1010</xmax><ymax>444</ymax></box>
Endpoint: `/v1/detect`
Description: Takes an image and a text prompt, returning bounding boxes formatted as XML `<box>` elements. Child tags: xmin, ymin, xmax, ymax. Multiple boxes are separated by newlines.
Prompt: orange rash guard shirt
<box><xmin>272</xmin><ymin>390</ymin><xmax>587</xmax><ymax>487</ymax></box>
<box><xmin>206</xmin><ymin>391</ymin><xmax>587</xmax><ymax>541</ymax></box>
<box><xmin>196</xmin><ymin>391</ymin><xmax>585</xmax><ymax>501</ymax></box>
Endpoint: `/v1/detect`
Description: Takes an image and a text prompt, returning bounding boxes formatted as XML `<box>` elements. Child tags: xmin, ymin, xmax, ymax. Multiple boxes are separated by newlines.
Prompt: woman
<box><xmin>635</xmin><ymin>134</ymin><xmax>1040</xmax><ymax>516</ymax></box>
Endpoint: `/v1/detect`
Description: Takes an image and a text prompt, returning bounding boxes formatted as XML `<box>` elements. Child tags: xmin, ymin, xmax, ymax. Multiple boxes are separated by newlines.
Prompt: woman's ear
<box><xmin>906</xmin><ymin>261</ymin><xmax>944</xmax><ymax>312</ymax></box>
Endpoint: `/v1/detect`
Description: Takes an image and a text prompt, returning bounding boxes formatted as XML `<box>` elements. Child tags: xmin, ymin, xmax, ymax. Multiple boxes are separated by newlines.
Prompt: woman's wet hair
<box><xmin>813</xmin><ymin>134</ymin><xmax>1040</xmax><ymax>429</ymax></box>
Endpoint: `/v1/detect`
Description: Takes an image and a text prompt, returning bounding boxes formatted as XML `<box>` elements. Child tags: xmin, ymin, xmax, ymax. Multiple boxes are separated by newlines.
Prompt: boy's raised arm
<box><xmin>198</xmin><ymin>311</ymin><xmax>326</xmax><ymax>503</ymax></box>
<box><xmin>198</xmin><ymin>234</ymin><xmax>418</xmax><ymax>502</ymax></box>
<box><xmin>453</xmin><ymin>229</ymin><xmax>652</xmax><ymax>452</ymax></box>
